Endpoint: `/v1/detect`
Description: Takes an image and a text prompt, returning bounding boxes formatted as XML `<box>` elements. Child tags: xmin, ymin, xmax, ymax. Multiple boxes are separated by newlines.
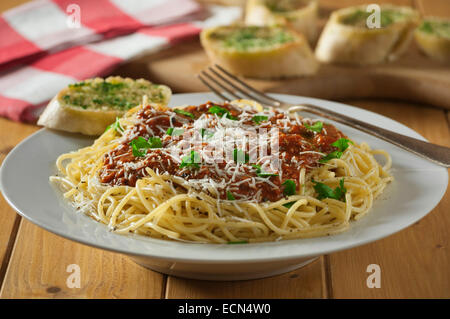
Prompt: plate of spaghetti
<box><xmin>1</xmin><ymin>93</ymin><xmax>447</xmax><ymax>280</ymax></box>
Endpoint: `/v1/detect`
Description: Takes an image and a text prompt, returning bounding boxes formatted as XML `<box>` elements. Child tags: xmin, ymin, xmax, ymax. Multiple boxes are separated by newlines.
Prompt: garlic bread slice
<box><xmin>415</xmin><ymin>17</ymin><xmax>450</xmax><ymax>63</ymax></box>
<box><xmin>201</xmin><ymin>25</ymin><xmax>318</xmax><ymax>79</ymax></box>
<box><xmin>245</xmin><ymin>0</ymin><xmax>318</xmax><ymax>44</ymax></box>
<box><xmin>38</xmin><ymin>77</ymin><xmax>171</xmax><ymax>136</ymax></box>
<box><xmin>315</xmin><ymin>5</ymin><xmax>420</xmax><ymax>65</ymax></box>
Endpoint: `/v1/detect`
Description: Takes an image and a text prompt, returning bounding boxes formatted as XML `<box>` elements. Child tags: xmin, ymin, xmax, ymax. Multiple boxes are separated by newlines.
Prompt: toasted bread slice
<box><xmin>245</xmin><ymin>0</ymin><xmax>318</xmax><ymax>44</ymax></box>
<box><xmin>315</xmin><ymin>4</ymin><xmax>420</xmax><ymax>65</ymax></box>
<box><xmin>200</xmin><ymin>25</ymin><xmax>318</xmax><ymax>79</ymax></box>
<box><xmin>38</xmin><ymin>77</ymin><xmax>171</xmax><ymax>136</ymax></box>
<box><xmin>415</xmin><ymin>17</ymin><xmax>450</xmax><ymax>63</ymax></box>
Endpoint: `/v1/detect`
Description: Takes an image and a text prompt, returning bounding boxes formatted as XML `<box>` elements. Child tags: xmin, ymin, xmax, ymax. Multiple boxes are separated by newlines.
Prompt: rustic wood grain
<box><xmin>166</xmin><ymin>258</ymin><xmax>326</xmax><ymax>299</ymax></box>
<box><xmin>416</xmin><ymin>0</ymin><xmax>450</xmax><ymax>17</ymax></box>
<box><xmin>0</xmin><ymin>219</ymin><xmax>165</xmax><ymax>299</ymax></box>
<box><xmin>0</xmin><ymin>119</ymin><xmax>38</xmax><ymax>287</ymax></box>
<box><xmin>327</xmin><ymin>99</ymin><xmax>450</xmax><ymax>298</ymax></box>
<box><xmin>0</xmin><ymin>0</ymin><xmax>29</xmax><ymax>12</ymax></box>
<box><xmin>319</xmin><ymin>0</ymin><xmax>413</xmax><ymax>13</ymax></box>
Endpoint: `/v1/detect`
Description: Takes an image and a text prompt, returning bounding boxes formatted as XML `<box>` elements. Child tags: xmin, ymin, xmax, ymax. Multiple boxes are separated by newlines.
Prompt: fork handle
<box><xmin>289</xmin><ymin>104</ymin><xmax>450</xmax><ymax>167</ymax></box>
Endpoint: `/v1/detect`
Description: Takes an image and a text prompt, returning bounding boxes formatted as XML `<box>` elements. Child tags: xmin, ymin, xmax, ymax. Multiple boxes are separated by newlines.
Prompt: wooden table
<box><xmin>0</xmin><ymin>0</ymin><xmax>449</xmax><ymax>299</ymax></box>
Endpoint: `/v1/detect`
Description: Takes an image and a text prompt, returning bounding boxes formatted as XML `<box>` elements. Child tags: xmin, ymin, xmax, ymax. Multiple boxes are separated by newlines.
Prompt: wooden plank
<box><xmin>328</xmin><ymin>100</ymin><xmax>450</xmax><ymax>298</ymax></box>
<box><xmin>0</xmin><ymin>0</ymin><xmax>29</xmax><ymax>12</ymax></box>
<box><xmin>447</xmin><ymin>111</ymin><xmax>450</xmax><ymax>128</ymax></box>
<box><xmin>166</xmin><ymin>258</ymin><xmax>326</xmax><ymax>299</ymax></box>
<box><xmin>416</xmin><ymin>0</ymin><xmax>450</xmax><ymax>16</ymax></box>
<box><xmin>0</xmin><ymin>119</ymin><xmax>38</xmax><ymax>287</ymax></box>
<box><xmin>319</xmin><ymin>0</ymin><xmax>412</xmax><ymax>12</ymax></box>
<box><xmin>0</xmin><ymin>219</ymin><xmax>165</xmax><ymax>298</ymax></box>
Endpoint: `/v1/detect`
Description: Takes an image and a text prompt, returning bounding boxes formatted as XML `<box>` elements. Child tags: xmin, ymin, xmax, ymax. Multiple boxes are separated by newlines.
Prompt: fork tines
<box><xmin>198</xmin><ymin>64</ymin><xmax>280</xmax><ymax>107</ymax></box>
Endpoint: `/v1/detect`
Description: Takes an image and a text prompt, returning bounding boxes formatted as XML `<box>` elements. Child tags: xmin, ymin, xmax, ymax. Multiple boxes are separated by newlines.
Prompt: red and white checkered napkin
<box><xmin>0</xmin><ymin>0</ymin><xmax>241</xmax><ymax>122</ymax></box>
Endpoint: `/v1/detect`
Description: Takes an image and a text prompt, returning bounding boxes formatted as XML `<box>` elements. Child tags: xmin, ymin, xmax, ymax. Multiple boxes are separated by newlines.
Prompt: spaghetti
<box><xmin>51</xmin><ymin>99</ymin><xmax>393</xmax><ymax>243</ymax></box>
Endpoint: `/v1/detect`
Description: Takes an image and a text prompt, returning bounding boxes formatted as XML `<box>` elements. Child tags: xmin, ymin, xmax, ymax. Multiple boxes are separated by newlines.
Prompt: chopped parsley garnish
<box><xmin>179</xmin><ymin>150</ymin><xmax>201</xmax><ymax>169</ymax></box>
<box><xmin>312</xmin><ymin>178</ymin><xmax>347</xmax><ymax>202</ymax></box>
<box><xmin>341</xmin><ymin>9</ymin><xmax>407</xmax><ymax>28</ymax></box>
<box><xmin>283</xmin><ymin>202</ymin><xmax>295</xmax><ymax>209</ymax></box>
<box><xmin>419</xmin><ymin>21</ymin><xmax>433</xmax><ymax>33</ymax></box>
<box><xmin>252</xmin><ymin>115</ymin><xmax>268</xmax><ymax>124</ymax></box>
<box><xmin>105</xmin><ymin>117</ymin><xmax>124</xmax><ymax>133</ymax></box>
<box><xmin>147</xmin><ymin>137</ymin><xmax>163</xmax><ymax>148</ymax></box>
<box><xmin>129</xmin><ymin>136</ymin><xmax>162</xmax><ymax>157</ymax></box>
<box><xmin>64</xmin><ymin>78</ymin><xmax>161</xmax><ymax>111</ymax></box>
<box><xmin>282</xmin><ymin>179</ymin><xmax>296</xmax><ymax>196</ymax></box>
<box><xmin>233</xmin><ymin>149</ymin><xmax>249</xmax><ymax>163</ymax></box>
<box><xmin>89</xmin><ymin>96</ymin><xmax>134</xmax><ymax>109</ymax></box>
<box><xmin>208</xmin><ymin>105</ymin><xmax>237</xmax><ymax>120</ymax></box>
<box><xmin>319</xmin><ymin>138</ymin><xmax>353</xmax><ymax>163</ymax></box>
<box><xmin>166</xmin><ymin>127</ymin><xmax>184</xmax><ymax>136</ymax></box>
<box><xmin>68</xmin><ymin>82</ymin><xmax>87</xmax><ymax>88</ymax></box>
<box><xmin>227</xmin><ymin>240</ymin><xmax>248</xmax><ymax>244</ymax></box>
<box><xmin>304</xmin><ymin>121</ymin><xmax>323</xmax><ymax>133</ymax></box>
<box><xmin>200</xmin><ymin>128</ymin><xmax>214</xmax><ymax>139</ymax></box>
<box><xmin>332</xmin><ymin>138</ymin><xmax>353</xmax><ymax>151</ymax></box>
<box><xmin>227</xmin><ymin>191</ymin><xmax>236</xmax><ymax>200</ymax></box>
<box><xmin>174</xmin><ymin>109</ymin><xmax>195</xmax><ymax>119</ymax></box>
<box><xmin>418</xmin><ymin>20</ymin><xmax>450</xmax><ymax>38</ymax></box>
<box><xmin>216</xmin><ymin>26</ymin><xmax>295</xmax><ymax>51</ymax></box>
<box><xmin>98</xmin><ymin>81</ymin><xmax>126</xmax><ymax>92</ymax></box>
<box><xmin>319</xmin><ymin>150</ymin><xmax>343</xmax><ymax>163</ymax></box>
<box><xmin>252</xmin><ymin>164</ymin><xmax>278</xmax><ymax>177</ymax></box>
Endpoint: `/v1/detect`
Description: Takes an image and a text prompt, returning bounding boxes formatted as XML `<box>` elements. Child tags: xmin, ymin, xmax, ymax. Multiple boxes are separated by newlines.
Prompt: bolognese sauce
<box><xmin>99</xmin><ymin>102</ymin><xmax>346</xmax><ymax>202</ymax></box>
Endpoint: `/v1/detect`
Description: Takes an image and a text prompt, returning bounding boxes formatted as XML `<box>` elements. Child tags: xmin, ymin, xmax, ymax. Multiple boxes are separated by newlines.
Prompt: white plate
<box><xmin>1</xmin><ymin>93</ymin><xmax>448</xmax><ymax>281</ymax></box>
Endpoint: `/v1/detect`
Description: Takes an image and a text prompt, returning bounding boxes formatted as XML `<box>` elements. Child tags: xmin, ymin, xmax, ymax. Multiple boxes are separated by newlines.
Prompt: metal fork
<box><xmin>198</xmin><ymin>64</ymin><xmax>450</xmax><ymax>168</ymax></box>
